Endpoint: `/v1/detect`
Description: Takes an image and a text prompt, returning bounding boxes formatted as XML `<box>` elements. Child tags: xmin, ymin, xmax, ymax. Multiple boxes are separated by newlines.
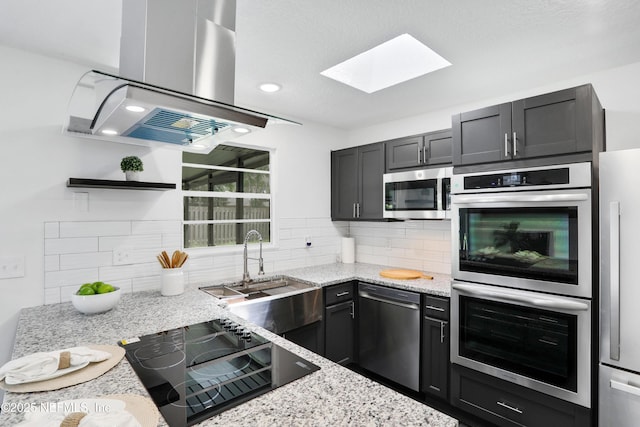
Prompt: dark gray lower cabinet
<box><xmin>451</xmin><ymin>364</ymin><xmax>591</xmax><ymax>427</ymax></box>
<box><xmin>324</xmin><ymin>282</ymin><xmax>355</xmax><ymax>364</ymax></box>
<box><xmin>282</xmin><ymin>321</ymin><xmax>323</xmax><ymax>355</ymax></box>
<box><xmin>421</xmin><ymin>295</ymin><xmax>449</xmax><ymax>400</ymax></box>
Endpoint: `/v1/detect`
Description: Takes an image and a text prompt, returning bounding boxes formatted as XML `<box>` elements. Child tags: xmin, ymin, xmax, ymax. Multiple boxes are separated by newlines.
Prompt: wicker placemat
<box><xmin>106</xmin><ymin>394</ymin><xmax>161</xmax><ymax>427</ymax></box>
<box><xmin>0</xmin><ymin>344</ymin><xmax>125</xmax><ymax>392</ymax></box>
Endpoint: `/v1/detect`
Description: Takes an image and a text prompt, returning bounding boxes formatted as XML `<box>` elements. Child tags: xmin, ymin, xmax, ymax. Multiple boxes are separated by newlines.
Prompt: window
<box><xmin>182</xmin><ymin>144</ymin><xmax>271</xmax><ymax>248</ymax></box>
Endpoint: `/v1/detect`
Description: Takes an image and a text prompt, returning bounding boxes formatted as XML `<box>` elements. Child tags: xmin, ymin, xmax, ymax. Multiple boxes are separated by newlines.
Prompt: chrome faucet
<box><xmin>242</xmin><ymin>229</ymin><xmax>264</xmax><ymax>284</ymax></box>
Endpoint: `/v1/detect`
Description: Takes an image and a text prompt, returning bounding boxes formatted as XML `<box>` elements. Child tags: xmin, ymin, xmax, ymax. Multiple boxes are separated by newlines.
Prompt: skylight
<box><xmin>320</xmin><ymin>33</ymin><xmax>451</xmax><ymax>94</ymax></box>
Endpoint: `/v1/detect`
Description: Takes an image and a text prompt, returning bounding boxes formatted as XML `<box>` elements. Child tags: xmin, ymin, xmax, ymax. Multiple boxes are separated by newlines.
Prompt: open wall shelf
<box><xmin>67</xmin><ymin>178</ymin><xmax>176</xmax><ymax>191</ymax></box>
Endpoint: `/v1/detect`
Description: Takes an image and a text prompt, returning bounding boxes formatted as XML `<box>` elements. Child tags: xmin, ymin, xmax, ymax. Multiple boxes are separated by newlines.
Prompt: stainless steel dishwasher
<box><xmin>358</xmin><ymin>282</ymin><xmax>421</xmax><ymax>391</ymax></box>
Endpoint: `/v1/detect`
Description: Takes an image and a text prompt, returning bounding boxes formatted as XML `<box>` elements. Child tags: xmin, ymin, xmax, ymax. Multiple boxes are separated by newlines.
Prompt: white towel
<box><xmin>0</xmin><ymin>346</ymin><xmax>111</xmax><ymax>385</ymax></box>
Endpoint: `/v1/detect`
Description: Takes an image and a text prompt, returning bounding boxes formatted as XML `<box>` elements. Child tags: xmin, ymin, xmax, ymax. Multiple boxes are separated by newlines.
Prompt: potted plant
<box><xmin>120</xmin><ymin>156</ymin><xmax>144</xmax><ymax>181</ymax></box>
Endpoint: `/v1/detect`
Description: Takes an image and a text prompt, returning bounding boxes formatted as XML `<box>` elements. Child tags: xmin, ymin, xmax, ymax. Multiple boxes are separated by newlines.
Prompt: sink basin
<box><xmin>200</xmin><ymin>277</ymin><xmax>322</xmax><ymax>335</ymax></box>
<box><xmin>202</xmin><ymin>278</ymin><xmax>316</xmax><ymax>303</ymax></box>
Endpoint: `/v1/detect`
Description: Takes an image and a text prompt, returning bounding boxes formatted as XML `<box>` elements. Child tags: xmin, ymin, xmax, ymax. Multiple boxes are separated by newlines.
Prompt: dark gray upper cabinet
<box><xmin>331</xmin><ymin>142</ymin><xmax>385</xmax><ymax>220</ymax></box>
<box><xmin>452</xmin><ymin>84</ymin><xmax>603</xmax><ymax>168</ymax></box>
<box><xmin>386</xmin><ymin>129</ymin><xmax>453</xmax><ymax>171</ymax></box>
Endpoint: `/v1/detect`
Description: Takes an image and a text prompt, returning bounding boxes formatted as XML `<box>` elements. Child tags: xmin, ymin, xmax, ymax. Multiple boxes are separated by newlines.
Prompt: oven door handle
<box><xmin>452</xmin><ymin>283</ymin><xmax>589</xmax><ymax>311</ymax></box>
<box><xmin>452</xmin><ymin>193</ymin><xmax>589</xmax><ymax>204</ymax></box>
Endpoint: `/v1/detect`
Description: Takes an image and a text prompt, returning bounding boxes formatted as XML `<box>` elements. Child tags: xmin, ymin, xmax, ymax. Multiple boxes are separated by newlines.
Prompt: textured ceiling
<box><xmin>2</xmin><ymin>0</ymin><xmax>640</xmax><ymax>130</ymax></box>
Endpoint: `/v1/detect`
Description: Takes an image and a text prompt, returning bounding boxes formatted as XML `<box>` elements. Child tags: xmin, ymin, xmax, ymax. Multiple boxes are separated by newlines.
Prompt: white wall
<box><xmin>0</xmin><ymin>45</ymin><xmax>348</xmax><ymax>380</ymax></box>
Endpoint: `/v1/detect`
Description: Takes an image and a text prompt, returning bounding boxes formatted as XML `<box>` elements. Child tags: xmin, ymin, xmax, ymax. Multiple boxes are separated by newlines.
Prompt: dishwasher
<box><xmin>358</xmin><ymin>282</ymin><xmax>421</xmax><ymax>391</ymax></box>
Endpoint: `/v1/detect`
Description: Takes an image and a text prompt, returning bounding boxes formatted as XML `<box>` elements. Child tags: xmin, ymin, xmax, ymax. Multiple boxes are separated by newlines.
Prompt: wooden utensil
<box><xmin>379</xmin><ymin>269</ymin><xmax>433</xmax><ymax>280</ymax></box>
<box><xmin>161</xmin><ymin>251</ymin><xmax>171</xmax><ymax>268</ymax></box>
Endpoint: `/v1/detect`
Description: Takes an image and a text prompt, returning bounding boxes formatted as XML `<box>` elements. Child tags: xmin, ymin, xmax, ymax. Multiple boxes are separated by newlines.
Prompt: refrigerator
<box><xmin>599</xmin><ymin>149</ymin><xmax>640</xmax><ymax>426</ymax></box>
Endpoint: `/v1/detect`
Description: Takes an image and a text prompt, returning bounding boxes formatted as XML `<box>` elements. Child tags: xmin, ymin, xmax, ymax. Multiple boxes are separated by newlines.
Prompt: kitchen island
<box><xmin>1</xmin><ymin>263</ymin><xmax>457</xmax><ymax>426</ymax></box>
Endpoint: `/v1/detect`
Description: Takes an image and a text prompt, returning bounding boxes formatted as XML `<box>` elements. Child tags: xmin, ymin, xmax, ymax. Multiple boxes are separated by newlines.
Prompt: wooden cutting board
<box><xmin>380</xmin><ymin>269</ymin><xmax>433</xmax><ymax>280</ymax></box>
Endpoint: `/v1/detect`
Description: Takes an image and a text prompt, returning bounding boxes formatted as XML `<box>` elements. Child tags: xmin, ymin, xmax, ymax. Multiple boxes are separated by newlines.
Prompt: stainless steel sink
<box><xmin>201</xmin><ymin>277</ymin><xmax>322</xmax><ymax>335</ymax></box>
<box><xmin>203</xmin><ymin>278</ymin><xmax>316</xmax><ymax>302</ymax></box>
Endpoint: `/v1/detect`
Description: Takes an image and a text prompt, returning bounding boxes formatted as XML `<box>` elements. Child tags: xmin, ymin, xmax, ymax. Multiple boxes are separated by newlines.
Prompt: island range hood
<box><xmin>64</xmin><ymin>0</ymin><xmax>296</xmax><ymax>153</ymax></box>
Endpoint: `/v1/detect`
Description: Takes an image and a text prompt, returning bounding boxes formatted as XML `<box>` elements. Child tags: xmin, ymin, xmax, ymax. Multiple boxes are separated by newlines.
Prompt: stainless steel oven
<box><xmin>451</xmin><ymin>162</ymin><xmax>592</xmax><ymax>298</ymax></box>
<box><xmin>451</xmin><ymin>282</ymin><xmax>592</xmax><ymax>408</ymax></box>
<box><xmin>383</xmin><ymin>167</ymin><xmax>452</xmax><ymax>219</ymax></box>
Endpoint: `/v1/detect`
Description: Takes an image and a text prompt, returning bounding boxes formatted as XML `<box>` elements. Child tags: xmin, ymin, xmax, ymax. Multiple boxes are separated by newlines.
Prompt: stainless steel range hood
<box><xmin>64</xmin><ymin>0</ymin><xmax>296</xmax><ymax>153</ymax></box>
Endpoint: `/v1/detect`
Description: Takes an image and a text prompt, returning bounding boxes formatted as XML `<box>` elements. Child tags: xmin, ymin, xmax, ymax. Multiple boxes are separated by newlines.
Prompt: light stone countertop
<box><xmin>1</xmin><ymin>263</ymin><xmax>456</xmax><ymax>426</ymax></box>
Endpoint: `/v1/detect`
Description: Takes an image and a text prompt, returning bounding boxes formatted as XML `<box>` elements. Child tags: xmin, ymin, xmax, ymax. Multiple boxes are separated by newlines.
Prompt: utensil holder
<box><xmin>161</xmin><ymin>268</ymin><xmax>184</xmax><ymax>296</ymax></box>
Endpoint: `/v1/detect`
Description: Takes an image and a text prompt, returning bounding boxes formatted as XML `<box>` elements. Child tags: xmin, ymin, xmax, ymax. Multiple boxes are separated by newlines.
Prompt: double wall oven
<box><xmin>450</xmin><ymin>162</ymin><xmax>594</xmax><ymax>408</ymax></box>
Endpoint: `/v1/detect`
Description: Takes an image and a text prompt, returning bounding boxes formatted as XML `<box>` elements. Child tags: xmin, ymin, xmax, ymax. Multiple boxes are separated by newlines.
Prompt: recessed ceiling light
<box><xmin>125</xmin><ymin>105</ymin><xmax>146</xmax><ymax>113</ymax></box>
<box><xmin>233</xmin><ymin>127</ymin><xmax>251</xmax><ymax>134</ymax></box>
<box><xmin>259</xmin><ymin>83</ymin><xmax>281</xmax><ymax>93</ymax></box>
<box><xmin>101</xmin><ymin>129</ymin><xmax>118</xmax><ymax>135</ymax></box>
<box><xmin>320</xmin><ymin>33</ymin><xmax>451</xmax><ymax>93</ymax></box>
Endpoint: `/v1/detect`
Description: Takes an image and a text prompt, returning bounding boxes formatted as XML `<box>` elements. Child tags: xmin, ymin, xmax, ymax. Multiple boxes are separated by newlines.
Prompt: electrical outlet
<box><xmin>113</xmin><ymin>248</ymin><xmax>133</xmax><ymax>265</ymax></box>
<box><xmin>0</xmin><ymin>256</ymin><xmax>25</xmax><ymax>279</ymax></box>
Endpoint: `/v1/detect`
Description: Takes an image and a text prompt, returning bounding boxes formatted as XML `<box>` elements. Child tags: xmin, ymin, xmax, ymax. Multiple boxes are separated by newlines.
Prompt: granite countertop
<box><xmin>1</xmin><ymin>263</ymin><xmax>456</xmax><ymax>426</ymax></box>
<box><xmin>213</xmin><ymin>262</ymin><xmax>453</xmax><ymax>297</ymax></box>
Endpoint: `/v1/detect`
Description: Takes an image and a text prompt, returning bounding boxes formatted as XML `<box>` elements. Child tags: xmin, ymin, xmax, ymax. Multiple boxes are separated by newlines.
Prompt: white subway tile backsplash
<box><xmin>60</xmin><ymin>252</ymin><xmax>112</xmax><ymax>270</ymax></box>
<box><xmin>279</xmin><ymin>218</ymin><xmax>307</xmax><ymax>229</ymax></box>
<box><xmin>44</xmin><ymin>222</ymin><xmax>59</xmax><ymax>239</ymax></box>
<box><xmin>132</xmin><ymin>221</ymin><xmax>181</xmax><ymax>235</ymax></box>
<box><xmin>45</xmin><ymin>237</ymin><xmax>98</xmax><ymax>255</ymax></box>
<box><xmin>99</xmin><ymin>235</ymin><xmax>162</xmax><ymax>251</ymax></box>
<box><xmin>44</xmin><ymin>288</ymin><xmax>61</xmax><ymax>305</ymax></box>
<box><xmin>161</xmin><ymin>233</ymin><xmax>183</xmax><ymax>249</ymax></box>
<box><xmin>44</xmin><ymin>255</ymin><xmax>60</xmax><ymax>272</ymax></box>
<box><xmin>60</xmin><ymin>221</ymin><xmax>131</xmax><ymax>238</ymax></box>
<box><xmin>45</xmin><ymin>268</ymin><xmax>98</xmax><ymax>288</ymax></box>
<box><xmin>133</xmin><ymin>276</ymin><xmax>161</xmax><ymax>292</ymax></box>
<box><xmin>99</xmin><ymin>263</ymin><xmax>159</xmax><ymax>282</ymax></box>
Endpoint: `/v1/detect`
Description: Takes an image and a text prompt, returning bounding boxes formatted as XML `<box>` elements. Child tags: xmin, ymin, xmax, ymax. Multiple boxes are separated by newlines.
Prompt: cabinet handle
<box><xmin>356</xmin><ymin>203</ymin><xmax>360</xmax><ymax>218</ymax></box>
<box><xmin>350</xmin><ymin>301</ymin><xmax>355</xmax><ymax>319</ymax></box>
<box><xmin>496</xmin><ymin>401</ymin><xmax>523</xmax><ymax>414</ymax></box>
<box><xmin>417</xmin><ymin>144</ymin><xmax>421</xmax><ymax>163</ymax></box>
<box><xmin>513</xmin><ymin>131</ymin><xmax>518</xmax><ymax>156</ymax></box>
<box><xmin>423</xmin><ymin>145</ymin><xmax>427</xmax><ymax>164</ymax></box>
<box><xmin>440</xmin><ymin>321</ymin><xmax>446</xmax><ymax>344</ymax></box>
<box><xmin>353</xmin><ymin>203</ymin><xmax>356</xmax><ymax>218</ymax></box>
<box><xmin>504</xmin><ymin>133</ymin><xmax>509</xmax><ymax>157</ymax></box>
<box><xmin>336</xmin><ymin>291</ymin><xmax>350</xmax><ymax>297</ymax></box>
<box><xmin>425</xmin><ymin>305</ymin><xmax>445</xmax><ymax>312</ymax></box>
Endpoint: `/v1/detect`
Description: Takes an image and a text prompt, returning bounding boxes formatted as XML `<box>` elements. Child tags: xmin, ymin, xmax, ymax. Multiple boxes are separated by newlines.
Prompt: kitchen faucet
<box><xmin>242</xmin><ymin>229</ymin><xmax>264</xmax><ymax>285</ymax></box>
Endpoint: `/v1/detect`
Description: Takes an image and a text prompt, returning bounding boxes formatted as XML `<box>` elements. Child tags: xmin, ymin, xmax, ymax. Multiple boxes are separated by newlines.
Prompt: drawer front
<box><xmin>452</xmin><ymin>365</ymin><xmax>590</xmax><ymax>427</ymax></box>
<box><xmin>423</xmin><ymin>295</ymin><xmax>449</xmax><ymax>320</ymax></box>
<box><xmin>325</xmin><ymin>282</ymin><xmax>355</xmax><ymax>306</ymax></box>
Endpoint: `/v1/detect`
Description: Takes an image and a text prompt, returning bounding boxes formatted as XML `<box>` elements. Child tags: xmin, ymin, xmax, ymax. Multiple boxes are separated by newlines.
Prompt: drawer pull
<box><xmin>611</xmin><ymin>380</ymin><xmax>640</xmax><ymax>397</ymax></box>
<box><xmin>425</xmin><ymin>305</ymin><xmax>445</xmax><ymax>312</ymax></box>
<box><xmin>336</xmin><ymin>291</ymin><xmax>350</xmax><ymax>297</ymax></box>
<box><xmin>497</xmin><ymin>401</ymin><xmax>523</xmax><ymax>414</ymax></box>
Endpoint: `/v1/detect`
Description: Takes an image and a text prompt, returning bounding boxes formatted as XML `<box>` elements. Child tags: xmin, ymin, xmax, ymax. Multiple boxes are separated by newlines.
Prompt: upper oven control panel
<box><xmin>451</xmin><ymin>161</ymin><xmax>592</xmax><ymax>194</ymax></box>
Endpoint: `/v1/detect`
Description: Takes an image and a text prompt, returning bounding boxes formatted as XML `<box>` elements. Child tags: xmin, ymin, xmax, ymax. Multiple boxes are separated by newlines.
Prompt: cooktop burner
<box><xmin>119</xmin><ymin>318</ymin><xmax>320</xmax><ymax>426</ymax></box>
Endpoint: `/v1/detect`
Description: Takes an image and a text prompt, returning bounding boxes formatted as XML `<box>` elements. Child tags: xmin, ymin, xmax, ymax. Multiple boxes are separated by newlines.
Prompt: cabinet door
<box><xmin>424</xmin><ymin>129</ymin><xmax>453</xmax><ymax>166</ymax></box>
<box><xmin>452</xmin><ymin>103</ymin><xmax>512</xmax><ymax>166</ymax></box>
<box><xmin>331</xmin><ymin>148</ymin><xmax>358</xmax><ymax>220</ymax></box>
<box><xmin>386</xmin><ymin>136</ymin><xmax>423</xmax><ymax>171</ymax></box>
<box><xmin>512</xmin><ymin>85</ymin><xmax>592</xmax><ymax>159</ymax></box>
<box><xmin>325</xmin><ymin>300</ymin><xmax>355</xmax><ymax>364</ymax></box>
<box><xmin>357</xmin><ymin>143</ymin><xmax>385</xmax><ymax>219</ymax></box>
<box><xmin>421</xmin><ymin>316</ymin><xmax>449</xmax><ymax>400</ymax></box>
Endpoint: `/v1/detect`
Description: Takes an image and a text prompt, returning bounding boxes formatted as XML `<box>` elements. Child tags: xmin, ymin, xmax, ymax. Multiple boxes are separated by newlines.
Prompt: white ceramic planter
<box><xmin>125</xmin><ymin>171</ymin><xmax>140</xmax><ymax>181</ymax></box>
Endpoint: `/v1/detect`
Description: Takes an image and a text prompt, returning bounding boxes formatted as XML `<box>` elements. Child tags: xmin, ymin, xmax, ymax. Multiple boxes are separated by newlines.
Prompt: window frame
<box><xmin>181</xmin><ymin>144</ymin><xmax>276</xmax><ymax>252</ymax></box>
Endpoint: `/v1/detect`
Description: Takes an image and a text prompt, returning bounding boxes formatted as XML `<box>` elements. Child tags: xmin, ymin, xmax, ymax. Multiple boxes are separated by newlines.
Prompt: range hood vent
<box><xmin>64</xmin><ymin>0</ymin><xmax>296</xmax><ymax>153</ymax></box>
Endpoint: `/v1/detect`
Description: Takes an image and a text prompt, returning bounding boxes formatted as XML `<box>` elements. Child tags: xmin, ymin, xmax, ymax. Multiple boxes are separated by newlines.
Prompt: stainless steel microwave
<box><xmin>383</xmin><ymin>167</ymin><xmax>452</xmax><ymax>219</ymax></box>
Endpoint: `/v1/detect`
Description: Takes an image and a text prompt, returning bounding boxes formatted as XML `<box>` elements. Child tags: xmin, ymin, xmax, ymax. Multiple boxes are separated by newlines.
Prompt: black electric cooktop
<box><xmin>119</xmin><ymin>318</ymin><xmax>320</xmax><ymax>427</ymax></box>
